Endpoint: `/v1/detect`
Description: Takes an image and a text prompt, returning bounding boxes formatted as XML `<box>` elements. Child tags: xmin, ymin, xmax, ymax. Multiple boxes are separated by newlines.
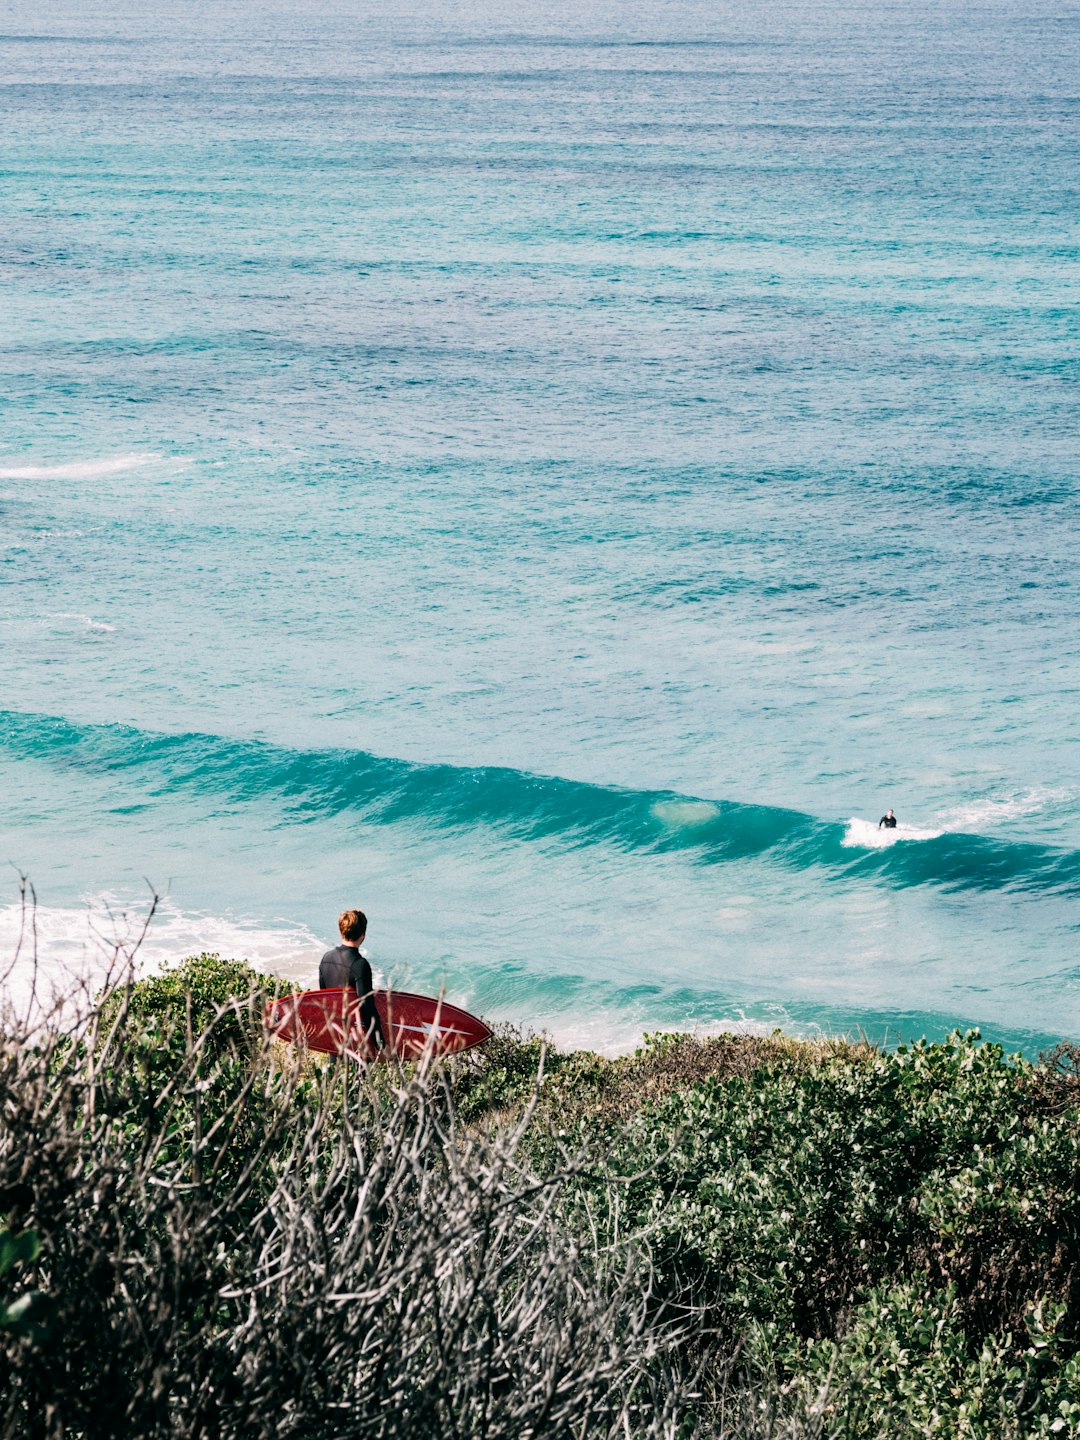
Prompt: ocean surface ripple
<box><xmin>5</xmin><ymin>711</ymin><xmax>1080</xmax><ymax>901</ymax></box>
<box><xmin>1</xmin><ymin>0</ymin><xmax>1078</xmax><ymax>1054</ymax></box>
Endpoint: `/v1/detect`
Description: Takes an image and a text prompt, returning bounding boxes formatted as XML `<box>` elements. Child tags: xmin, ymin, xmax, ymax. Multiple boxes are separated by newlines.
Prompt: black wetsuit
<box><xmin>878</xmin><ymin>814</ymin><xmax>897</xmax><ymax>829</ymax></box>
<box><xmin>318</xmin><ymin>943</ymin><xmax>386</xmax><ymax>1050</ymax></box>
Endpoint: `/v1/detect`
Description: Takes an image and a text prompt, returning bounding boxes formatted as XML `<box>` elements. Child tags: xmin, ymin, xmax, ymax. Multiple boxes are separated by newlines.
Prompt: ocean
<box><xmin>1</xmin><ymin>0</ymin><xmax>1078</xmax><ymax>1054</ymax></box>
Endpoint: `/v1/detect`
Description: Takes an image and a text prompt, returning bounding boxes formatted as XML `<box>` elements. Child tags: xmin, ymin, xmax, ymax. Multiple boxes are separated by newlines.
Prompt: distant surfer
<box><xmin>878</xmin><ymin>808</ymin><xmax>897</xmax><ymax>830</ymax></box>
<box><xmin>319</xmin><ymin>908</ymin><xmax>386</xmax><ymax>1052</ymax></box>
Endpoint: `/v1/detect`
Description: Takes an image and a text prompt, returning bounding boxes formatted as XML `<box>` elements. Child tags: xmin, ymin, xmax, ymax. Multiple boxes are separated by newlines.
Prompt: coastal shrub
<box><xmin>785</xmin><ymin>1284</ymin><xmax>1080</xmax><ymax>1439</ymax></box>
<box><xmin>2</xmin><ymin>952</ymin><xmax>1079</xmax><ymax>1437</ymax></box>
<box><xmin>0</xmin><ymin>965</ymin><xmax>698</xmax><ymax>1440</ymax></box>
<box><xmin>84</xmin><ymin>953</ymin><xmax>295</xmax><ymax>1197</ymax></box>
<box><xmin>449</xmin><ymin>1024</ymin><xmax>869</xmax><ymax>1132</ymax></box>
<box><xmin>444</xmin><ymin>1022</ymin><xmax>557</xmax><ymax>1121</ymax></box>
<box><xmin>93</xmin><ymin>950</ymin><xmax>285</xmax><ymax>1087</ymax></box>
<box><xmin>596</xmin><ymin>1032</ymin><xmax>1080</xmax><ymax>1353</ymax></box>
<box><xmin>446</xmin><ymin>1022</ymin><xmax>621</xmax><ymax>1126</ymax></box>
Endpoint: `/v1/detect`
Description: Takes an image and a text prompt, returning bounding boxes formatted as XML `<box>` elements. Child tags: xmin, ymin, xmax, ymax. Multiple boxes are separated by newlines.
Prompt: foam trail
<box><xmin>843</xmin><ymin>817</ymin><xmax>944</xmax><ymax>849</ymax></box>
<box><xmin>48</xmin><ymin>612</ymin><xmax>116</xmax><ymax>634</ymax></box>
<box><xmin>530</xmin><ymin>1009</ymin><xmax>781</xmax><ymax>1058</ymax></box>
<box><xmin>935</xmin><ymin>789</ymin><xmax>1072</xmax><ymax>832</ymax></box>
<box><xmin>0</xmin><ymin>895</ymin><xmax>323</xmax><ymax>1024</ymax></box>
<box><xmin>0</xmin><ymin>452</ymin><xmax>161</xmax><ymax>480</ymax></box>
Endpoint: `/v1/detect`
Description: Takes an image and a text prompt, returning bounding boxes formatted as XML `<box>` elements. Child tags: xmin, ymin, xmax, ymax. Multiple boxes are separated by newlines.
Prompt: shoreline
<box><xmin>0</xmin><ymin>882</ymin><xmax>1073</xmax><ymax>1062</ymax></box>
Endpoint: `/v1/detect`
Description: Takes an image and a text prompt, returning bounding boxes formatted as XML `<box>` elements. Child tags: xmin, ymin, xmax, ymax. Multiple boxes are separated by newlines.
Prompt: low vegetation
<box><xmin>0</xmin><ymin>953</ymin><xmax>1078</xmax><ymax>1437</ymax></box>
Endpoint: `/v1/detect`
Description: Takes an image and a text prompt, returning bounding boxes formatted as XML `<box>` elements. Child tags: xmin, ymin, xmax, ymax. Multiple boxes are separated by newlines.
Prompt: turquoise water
<box><xmin>2</xmin><ymin>0</ymin><xmax>1078</xmax><ymax>1052</ymax></box>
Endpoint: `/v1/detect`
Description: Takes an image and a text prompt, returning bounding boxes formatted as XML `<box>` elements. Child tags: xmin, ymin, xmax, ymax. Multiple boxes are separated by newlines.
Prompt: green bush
<box><xmin>0</xmin><ymin>960</ymin><xmax>691</xmax><ymax>1440</ymax></box>
<box><xmin>786</xmin><ymin>1284</ymin><xmax>1080</xmax><ymax>1438</ymax></box>
<box><xmin>445</xmin><ymin>1020</ymin><xmax>1080</xmax><ymax>1433</ymax></box>
<box><xmin>95</xmin><ymin>950</ymin><xmax>284</xmax><ymax>1075</ymax></box>
<box><xmin>3</xmin><ymin>954</ymin><xmax>1078</xmax><ymax>1437</ymax></box>
<box><xmin>577</xmin><ymin>1031</ymin><xmax>1080</xmax><ymax>1435</ymax></box>
<box><xmin>88</xmin><ymin>953</ymin><xmax>295</xmax><ymax>1194</ymax></box>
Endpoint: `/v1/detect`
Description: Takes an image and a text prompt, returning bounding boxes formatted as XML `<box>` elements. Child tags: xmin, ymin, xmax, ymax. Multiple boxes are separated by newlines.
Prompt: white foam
<box><xmin>842</xmin><ymin>817</ymin><xmax>943</xmax><ymax>849</ymax></box>
<box><xmin>0</xmin><ymin>452</ymin><xmax>161</xmax><ymax>481</ymax></box>
<box><xmin>935</xmin><ymin>788</ymin><xmax>1071</xmax><ymax>832</ymax></box>
<box><xmin>510</xmin><ymin>1008</ymin><xmax>782</xmax><ymax>1058</ymax></box>
<box><xmin>48</xmin><ymin>612</ymin><xmax>116</xmax><ymax>634</ymax></box>
<box><xmin>0</xmin><ymin>894</ymin><xmax>324</xmax><ymax>1028</ymax></box>
<box><xmin>843</xmin><ymin>789</ymin><xmax>1072</xmax><ymax>851</ymax></box>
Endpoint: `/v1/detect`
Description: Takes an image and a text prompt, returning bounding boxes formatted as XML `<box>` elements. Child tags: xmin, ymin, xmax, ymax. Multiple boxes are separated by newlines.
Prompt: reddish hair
<box><xmin>338</xmin><ymin>908</ymin><xmax>367</xmax><ymax>942</ymax></box>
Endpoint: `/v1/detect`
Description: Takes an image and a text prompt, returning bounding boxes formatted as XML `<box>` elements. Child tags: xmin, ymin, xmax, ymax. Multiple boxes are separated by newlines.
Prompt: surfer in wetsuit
<box><xmin>878</xmin><ymin>809</ymin><xmax>897</xmax><ymax>830</ymax></box>
<box><xmin>319</xmin><ymin>908</ymin><xmax>386</xmax><ymax>1053</ymax></box>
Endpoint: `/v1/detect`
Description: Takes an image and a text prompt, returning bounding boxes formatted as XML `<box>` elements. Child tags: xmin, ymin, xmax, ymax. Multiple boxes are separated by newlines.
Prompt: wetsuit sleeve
<box><xmin>350</xmin><ymin>953</ymin><xmax>386</xmax><ymax>1051</ymax></box>
<box><xmin>318</xmin><ymin>948</ymin><xmax>337</xmax><ymax>988</ymax></box>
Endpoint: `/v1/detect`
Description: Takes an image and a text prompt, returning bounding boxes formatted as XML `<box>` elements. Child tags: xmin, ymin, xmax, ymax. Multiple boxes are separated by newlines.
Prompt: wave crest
<box><xmin>1</xmin><ymin>710</ymin><xmax>1078</xmax><ymax>900</ymax></box>
<box><xmin>842</xmin><ymin>817</ymin><xmax>944</xmax><ymax>849</ymax></box>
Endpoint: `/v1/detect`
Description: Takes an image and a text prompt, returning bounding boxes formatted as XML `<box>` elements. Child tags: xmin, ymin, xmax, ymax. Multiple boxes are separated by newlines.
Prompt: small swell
<box><xmin>2</xmin><ymin>710</ymin><xmax>1079</xmax><ymax>900</ymax></box>
<box><xmin>0</xmin><ymin>452</ymin><xmax>161</xmax><ymax>481</ymax></box>
<box><xmin>47</xmin><ymin>612</ymin><xmax>116</xmax><ymax>634</ymax></box>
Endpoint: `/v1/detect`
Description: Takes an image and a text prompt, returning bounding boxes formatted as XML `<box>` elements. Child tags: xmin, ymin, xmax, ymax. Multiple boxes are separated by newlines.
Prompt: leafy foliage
<box><xmin>600</xmin><ymin>1033</ymin><xmax>1080</xmax><ymax>1349</ymax></box>
<box><xmin>0</xmin><ymin>1226</ymin><xmax>49</xmax><ymax>1343</ymax></box>
<box><xmin>790</xmin><ymin>1286</ymin><xmax>1080</xmax><ymax>1439</ymax></box>
<box><xmin>0</xmin><ymin>954</ymin><xmax>1077</xmax><ymax>1438</ymax></box>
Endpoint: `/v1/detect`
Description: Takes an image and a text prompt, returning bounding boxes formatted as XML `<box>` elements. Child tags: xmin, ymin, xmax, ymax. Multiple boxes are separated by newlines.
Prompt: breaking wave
<box><xmin>2</xmin><ymin>709</ymin><xmax>1079</xmax><ymax>899</ymax></box>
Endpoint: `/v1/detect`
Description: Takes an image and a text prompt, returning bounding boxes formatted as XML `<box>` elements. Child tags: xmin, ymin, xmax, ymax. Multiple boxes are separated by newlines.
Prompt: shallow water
<box><xmin>1</xmin><ymin>0</ymin><xmax>1078</xmax><ymax>1053</ymax></box>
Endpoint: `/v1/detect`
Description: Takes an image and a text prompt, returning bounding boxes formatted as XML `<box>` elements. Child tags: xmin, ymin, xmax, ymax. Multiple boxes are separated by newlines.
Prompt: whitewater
<box><xmin>1</xmin><ymin>0</ymin><xmax>1078</xmax><ymax>1055</ymax></box>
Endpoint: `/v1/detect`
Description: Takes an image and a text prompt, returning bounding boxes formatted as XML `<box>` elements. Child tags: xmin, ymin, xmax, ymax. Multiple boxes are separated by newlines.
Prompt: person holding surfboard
<box><xmin>318</xmin><ymin>908</ymin><xmax>386</xmax><ymax>1052</ymax></box>
<box><xmin>879</xmin><ymin>809</ymin><xmax>898</xmax><ymax>829</ymax></box>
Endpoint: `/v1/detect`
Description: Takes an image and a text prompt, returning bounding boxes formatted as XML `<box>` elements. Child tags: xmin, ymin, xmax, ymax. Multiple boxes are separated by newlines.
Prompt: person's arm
<box><xmin>350</xmin><ymin>953</ymin><xmax>387</xmax><ymax>1052</ymax></box>
<box><xmin>318</xmin><ymin>950</ymin><xmax>334</xmax><ymax>988</ymax></box>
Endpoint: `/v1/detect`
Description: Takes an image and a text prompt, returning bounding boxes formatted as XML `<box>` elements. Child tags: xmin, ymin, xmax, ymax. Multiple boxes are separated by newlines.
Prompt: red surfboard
<box><xmin>265</xmin><ymin>988</ymin><xmax>491</xmax><ymax>1061</ymax></box>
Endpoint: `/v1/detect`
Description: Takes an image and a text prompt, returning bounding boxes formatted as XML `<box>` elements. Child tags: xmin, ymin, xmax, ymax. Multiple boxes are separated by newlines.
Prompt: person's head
<box><xmin>338</xmin><ymin>908</ymin><xmax>367</xmax><ymax>944</ymax></box>
<box><xmin>886</xmin><ymin>809</ymin><xmax>895</xmax><ymax>818</ymax></box>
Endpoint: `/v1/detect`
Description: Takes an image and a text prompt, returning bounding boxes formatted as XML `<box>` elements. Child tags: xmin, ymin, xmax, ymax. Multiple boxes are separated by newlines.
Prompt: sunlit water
<box><xmin>1</xmin><ymin>0</ymin><xmax>1078</xmax><ymax>1053</ymax></box>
